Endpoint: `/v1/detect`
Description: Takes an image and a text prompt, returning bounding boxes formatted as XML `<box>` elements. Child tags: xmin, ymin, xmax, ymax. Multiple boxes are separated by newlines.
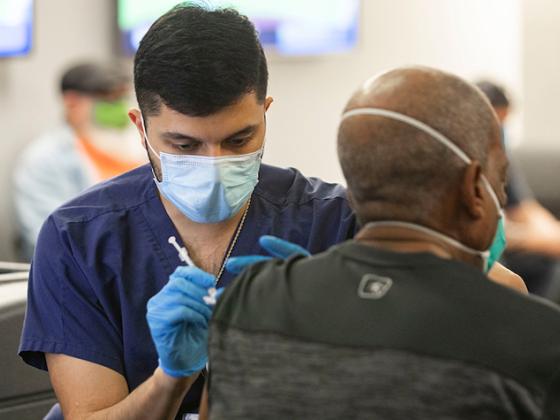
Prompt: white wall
<box><xmin>521</xmin><ymin>0</ymin><xmax>560</xmax><ymax>150</ymax></box>
<box><xmin>264</xmin><ymin>0</ymin><xmax>523</xmax><ymax>184</ymax></box>
<box><xmin>0</xmin><ymin>0</ymin><xmax>114</xmax><ymax>260</ymax></box>
<box><xmin>0</xmin><ymin>0</ymin><xmax>523</xmax><ymax>260</ymax></box>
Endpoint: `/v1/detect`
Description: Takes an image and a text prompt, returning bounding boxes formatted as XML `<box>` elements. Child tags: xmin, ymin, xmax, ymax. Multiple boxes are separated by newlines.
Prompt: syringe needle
<box><xmin>168</xmin><ymin>236</ymin><xmax>196</xmax><ymax>267</ymax></box>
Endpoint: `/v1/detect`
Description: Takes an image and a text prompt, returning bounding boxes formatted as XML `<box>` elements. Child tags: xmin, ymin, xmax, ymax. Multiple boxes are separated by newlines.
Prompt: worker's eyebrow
<box><xmin>160</xmin><ymin>124</ymin><xmax>259</xmax><ymax>143</ymax></box>
<box><xmin>160</xmin><ymin>131</ymin><xmax>203</xmax><ymax>142</ymax></box>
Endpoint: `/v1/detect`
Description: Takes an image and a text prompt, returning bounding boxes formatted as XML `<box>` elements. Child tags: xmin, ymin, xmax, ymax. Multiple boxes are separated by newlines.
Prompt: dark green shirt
<box><xmin>209</xmin><ymin>242</ymin><xmax>560</xmax><ymax>419</ymax></box>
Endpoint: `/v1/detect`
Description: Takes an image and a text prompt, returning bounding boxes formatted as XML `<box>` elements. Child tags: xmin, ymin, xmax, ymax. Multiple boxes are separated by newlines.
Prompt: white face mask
<box><xmin>340</xmin><ymin>107</ymin><xmax>506</xmax><ymax>271</ymax></box>
<box><xmin>141</xmin><ymin>116</ymin><xmax>262</xmax><ymax>224</ymax></box>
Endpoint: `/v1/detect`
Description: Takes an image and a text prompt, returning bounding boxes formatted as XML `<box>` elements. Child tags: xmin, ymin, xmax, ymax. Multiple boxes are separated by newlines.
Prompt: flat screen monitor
<box><xmin>118</xmin><ymin>0</ymin><xmax>359</xmax><ymax>56</ymax></box>
<box><xmin>0</xmin><ymin>0</ymin><xmax>34</xmax><ymax>57</ymax></box>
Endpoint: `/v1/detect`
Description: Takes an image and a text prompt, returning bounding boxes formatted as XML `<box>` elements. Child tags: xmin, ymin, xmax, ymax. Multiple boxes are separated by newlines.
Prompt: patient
<box><xmin>206</xmin><ymin>67</ymin><xmax>560</xmax><ymax>419</ymax></box>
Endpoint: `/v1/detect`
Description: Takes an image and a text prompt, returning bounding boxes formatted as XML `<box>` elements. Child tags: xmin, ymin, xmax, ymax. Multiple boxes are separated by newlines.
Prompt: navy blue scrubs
<box><xmin>19</xmin><ymin>163</ymin><xmax>356</xmax><ymax>416</ymax></box>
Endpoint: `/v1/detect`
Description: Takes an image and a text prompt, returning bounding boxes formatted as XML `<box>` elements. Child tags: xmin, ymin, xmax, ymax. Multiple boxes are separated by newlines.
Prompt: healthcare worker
<box><xmin>18</xmin><ymin>5</ymin><xmax>355</xmax><ymax>419</ymax></box>
<box><xmin>13</xmin><ymin>62</ymin><xmax>145</xmax><ymax>260</ymax></box>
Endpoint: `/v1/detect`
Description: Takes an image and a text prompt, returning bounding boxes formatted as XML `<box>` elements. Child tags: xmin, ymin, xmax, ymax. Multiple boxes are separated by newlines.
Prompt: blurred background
<box><xmin>2</xmin><ymin>1</ymin><xmax>560</xmax><ymax>417</ymax></box>
<box><xmin>0</xmin><ymin>0</ymin><xmax>558</xmax><ymax>262</ymax></box>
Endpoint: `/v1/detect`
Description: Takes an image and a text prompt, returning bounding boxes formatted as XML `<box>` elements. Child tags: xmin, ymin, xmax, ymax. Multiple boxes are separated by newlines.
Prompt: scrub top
<box><xmin>18</xmin><ymin>163</ymin><xmax>357</xmax><ymax>416</ymax></box>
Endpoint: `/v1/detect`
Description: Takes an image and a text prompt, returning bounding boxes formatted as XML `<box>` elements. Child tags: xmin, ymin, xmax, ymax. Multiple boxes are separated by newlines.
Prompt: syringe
<box><xmin>168</xmin><ymin>236</ymin><xmax>218</xmax><ymax>306</ymax></box>
<box><xmin>168</xmin><ymin>236</ymin><xmax>196</xmax><ymax>267</ymax></box>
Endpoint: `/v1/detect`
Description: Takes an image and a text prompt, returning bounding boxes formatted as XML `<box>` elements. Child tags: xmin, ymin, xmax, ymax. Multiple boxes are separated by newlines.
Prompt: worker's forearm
<box><xmin>82</xmin><ymin>369</ymin><xmax>197</xmax><ymax>420</ymax></box>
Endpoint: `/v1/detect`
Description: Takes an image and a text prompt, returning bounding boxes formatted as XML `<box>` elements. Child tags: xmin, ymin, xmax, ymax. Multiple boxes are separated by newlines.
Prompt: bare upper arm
<box><xmin>199</xmin><ymin>382</ymin><xmax>209</xmax><ymax>420</ymax></box>
<box><xmin>487</xmin><ymin>262</ymin><xmax>528</xmax><ymax>294</ymax></box>
<box><xmin>46</xmin><ymin>353</ymin><xmax>129</xmax><ymax>419</ymax></box>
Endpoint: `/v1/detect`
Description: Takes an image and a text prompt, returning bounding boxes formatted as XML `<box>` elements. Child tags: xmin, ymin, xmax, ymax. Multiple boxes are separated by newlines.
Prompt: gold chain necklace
<box><xmin>214</xmin><ymin>195</ymin><xmax>252</xmax><ymax>285</ymax></box>
<box><xmin>168</xmin><ymin>197</ymin><xmax>252</xmax><ymax>284</ymax></box>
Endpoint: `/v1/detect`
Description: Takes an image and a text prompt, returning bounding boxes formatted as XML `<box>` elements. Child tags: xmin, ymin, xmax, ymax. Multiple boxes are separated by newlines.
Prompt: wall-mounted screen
<box><xmin>0</xmin><ymin>0</ymin><xmax>34</xmax><ymax>58</ymax></box>
<box><xmin>118</xmin><ymin>0</ymin><xmax>359</xmax><ymax>56</ymax></box>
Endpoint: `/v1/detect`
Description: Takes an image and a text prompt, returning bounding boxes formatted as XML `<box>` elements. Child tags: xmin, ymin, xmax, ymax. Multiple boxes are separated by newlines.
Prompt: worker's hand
<box><xmin>226</xmin><ymin>235</ymin><xmax>311</xmax><ymax>275</ymax></box>
<box><xmin>487</xmin><ymin>262</ymin><xmax>528</xmax><ymax>294</ymax></box>
<box><xmin>147</xmin><ymin>266</ymin><xmax>219</xmax><ymax>378</ymax></box>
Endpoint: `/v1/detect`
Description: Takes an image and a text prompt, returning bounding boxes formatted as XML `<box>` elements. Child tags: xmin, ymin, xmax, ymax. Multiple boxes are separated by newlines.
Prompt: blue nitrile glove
<box><xmin>226</xmin><ymin>235</ymin><xmax>311</xmax><ymax>275</ymax></box>
<box><xmin>147</xmin><ymin>265</ymin><xmax>222</xmax><ymax>378</ymax></box>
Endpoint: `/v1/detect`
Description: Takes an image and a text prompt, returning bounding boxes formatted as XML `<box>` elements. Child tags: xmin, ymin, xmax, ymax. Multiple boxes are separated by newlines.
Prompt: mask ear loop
<box><xmin>481</xmin><ymin>176</ymin><xmax>504</xmax><ymax>216</ymax></box>
<box><xmin>140</xmin><ymin>114</ymin><xmax>161</xmax><ymax>160</ymax></box>
<box><xmin>140</xmin><ymin>114</ymin><xmax>165</xmax><ymax>183</ymax></box>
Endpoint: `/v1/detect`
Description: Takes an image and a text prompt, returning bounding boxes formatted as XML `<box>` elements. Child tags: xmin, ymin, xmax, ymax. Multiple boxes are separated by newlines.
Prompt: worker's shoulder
<box><xmin>255</xmin><ymin>164</ymin><xmax>348</xmax><ymax>207</ymax></box>
<box><xmin>50</xmin><ymin>164</ymin><xmax>155</xmax><ymax>226</ymax></box>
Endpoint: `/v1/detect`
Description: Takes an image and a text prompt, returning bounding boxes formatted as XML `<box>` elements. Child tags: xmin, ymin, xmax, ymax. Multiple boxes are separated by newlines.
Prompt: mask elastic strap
<box><xmin>342</xmin><ymin>107</ymin><xmax>504</xmax><ymax>216</ymax></box>
<box><xmin>364</xmin><ymin>221</ymin><xmax>490</xmax><ymax>262</ymax></box>
<box><xmin>341</xmin><ymin>108</ymin><xmax>472</xmax><ymax>165</ymax></box>
<box><xmin>481</xmin><ymin>176</ymin><xmax>503</xmax><ymax>216</ymax></box>
<box><xmin>140</xmin><ymin>114</ymin><xmax>161</xmax><ymax>161</ymax></box>
<box><xmin>341</xmin><ymin>108</ymin><xmax>502</xmax><ymax>208</ymax></box>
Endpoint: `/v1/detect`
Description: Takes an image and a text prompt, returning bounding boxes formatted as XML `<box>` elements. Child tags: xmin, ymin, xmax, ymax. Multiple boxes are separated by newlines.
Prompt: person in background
<box><xmin>476</xmin><ymin>80</ymin><xmax>560</xmax><ymax>298</ymax></box>
<box><xmin>13</xmin><ymin>62</ymin><xmax>145</xmax><ymax>260</ymax></box>
<box><xmin>205</xmin><ymin>67</ymin><xmax>557</xmax><ymax>420</ymax></box>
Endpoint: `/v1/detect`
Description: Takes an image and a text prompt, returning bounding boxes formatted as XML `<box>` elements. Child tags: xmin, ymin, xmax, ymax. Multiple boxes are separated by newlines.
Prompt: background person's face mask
<box><xmin>341</xmin><ymin>108</ymin><xmax>506</xmax><ymax>272</ymax></box>
<box><xmin>141</xmin><ymin>116</ymin><xmax>262</xmax><ymax>224</ymax></box>
<box><xmin>93</xmin><ymin>99</ymin><xmax>130</xmax><ymax>129</ymax></box>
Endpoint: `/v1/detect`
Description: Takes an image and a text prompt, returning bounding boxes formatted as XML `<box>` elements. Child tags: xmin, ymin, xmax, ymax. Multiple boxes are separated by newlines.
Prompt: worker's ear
<box><xmin>264</xmin><ymin>96</ymin><xmax>273</xmax><ymax>112</ymax></box>
<box><xmin>460</xmin><ymin>160</ymin><xmax>485</xmax><ymax>220</ymax></box>
<box><xmin>128</xmin><ymin>109</ymin><xmax>146</xmax><ymax>147</ymax></box>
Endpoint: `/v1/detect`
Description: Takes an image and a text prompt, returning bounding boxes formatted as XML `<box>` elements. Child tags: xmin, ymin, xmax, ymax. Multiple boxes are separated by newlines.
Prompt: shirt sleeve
<box><xmin>543</xmin><ymin>366</ymin><xmax>560</xmax><ymax>417</ymax></box>
<box><xmin>18</xmin><ymin>216</ymin><xmax>124</xmax><ymax>375</ymax></box>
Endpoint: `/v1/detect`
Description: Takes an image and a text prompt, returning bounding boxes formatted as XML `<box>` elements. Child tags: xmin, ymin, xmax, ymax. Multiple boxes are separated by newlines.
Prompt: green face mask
<box><xmin>486</xmin><ymin>216</ymin><xmax>507</xmax><ymax>272</ymax></box>
<box><xmin>93</xmin><ymin>100</ymin><xmax>129</xmax><ymax>129</ymax></box>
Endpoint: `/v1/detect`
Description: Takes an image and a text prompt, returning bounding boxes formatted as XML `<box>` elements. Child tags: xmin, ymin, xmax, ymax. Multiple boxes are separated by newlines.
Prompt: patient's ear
<box><xmin>460</xmin><ymin>161</ymin><xmax>485</xmax><ymax>220</ymax></box>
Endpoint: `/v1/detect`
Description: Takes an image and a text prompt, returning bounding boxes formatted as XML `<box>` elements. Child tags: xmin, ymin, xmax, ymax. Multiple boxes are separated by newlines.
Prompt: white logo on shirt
<box><xmin>358</xmin><ymin>274</ymin><xmax>393</xmax><ymax>299</ymax></box>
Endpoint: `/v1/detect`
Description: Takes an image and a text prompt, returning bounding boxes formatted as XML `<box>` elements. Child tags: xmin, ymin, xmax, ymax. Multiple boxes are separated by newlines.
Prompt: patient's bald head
<box><xmin>338</xmin><ymin>67</ymin><xmax>507</xmax><ymax>248</ymax></box>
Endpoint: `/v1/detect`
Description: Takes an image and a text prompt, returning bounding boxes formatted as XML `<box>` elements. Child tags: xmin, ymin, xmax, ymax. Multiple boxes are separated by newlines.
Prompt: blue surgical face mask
<box><xmin>341</xmin><ymin>108</ymin><xmax>506</xmax><ymax>272</ymax></box>
<box><xmin>141</xmin><ymin>116</ymin><xmax>262</xmax><ymax>224</ymax></box>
